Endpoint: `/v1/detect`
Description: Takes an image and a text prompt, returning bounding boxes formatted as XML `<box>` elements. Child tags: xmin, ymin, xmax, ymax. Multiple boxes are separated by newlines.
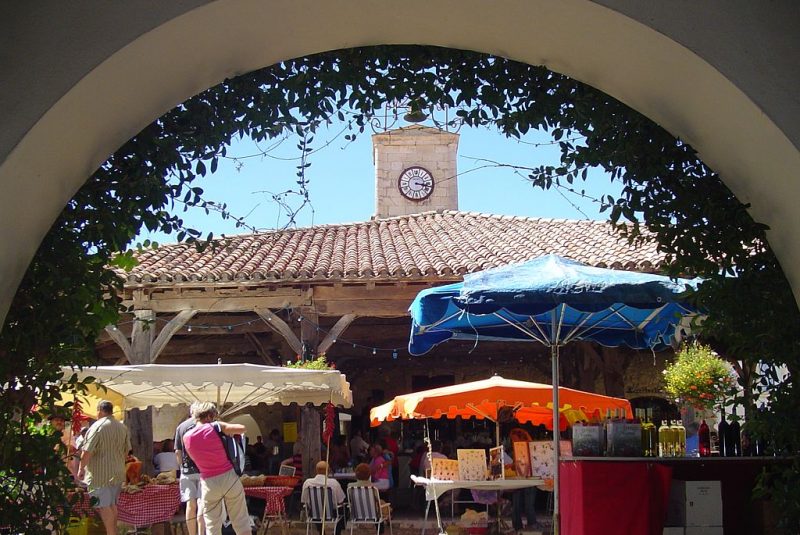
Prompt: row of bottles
<box><xmin>574</xmin><ymin>407</ymin><xmax>769</xmax><ymax>458</ymax></box>
<box><xmin>656</xmin><ymin>416</ymin><xmax>686</xmax><ymax>457</ymax></box>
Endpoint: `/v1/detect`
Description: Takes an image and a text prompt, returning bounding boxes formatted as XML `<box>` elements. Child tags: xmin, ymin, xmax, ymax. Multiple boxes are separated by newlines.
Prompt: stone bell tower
<box><xmin>373</xmin><ymin>125</ymin><xmax>459</xmax><ymax>218</ymax></box>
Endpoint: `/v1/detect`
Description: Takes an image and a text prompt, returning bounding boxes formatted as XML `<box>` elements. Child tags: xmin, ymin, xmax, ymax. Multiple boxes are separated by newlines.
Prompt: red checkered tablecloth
<box><xmin>117</xmin><ymin>483</ymin><xmax>181</xmax><ymax>527</ymax></box>
<box><xmin>243</xmin><ymin>486</ymin><xmax>293</xmax><ymax>515</ymax></box>
<box><xmin>65</xmin><ymin>491</ymin><xmax>95</xmax><ymax>517</ymax></box>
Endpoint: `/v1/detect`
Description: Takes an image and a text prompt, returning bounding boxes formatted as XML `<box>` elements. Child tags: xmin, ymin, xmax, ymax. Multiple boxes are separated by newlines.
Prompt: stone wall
<box><xmin>373</xmin><ymin>126</ymin><xmax>459</xmax><ymax>218</ymax></box>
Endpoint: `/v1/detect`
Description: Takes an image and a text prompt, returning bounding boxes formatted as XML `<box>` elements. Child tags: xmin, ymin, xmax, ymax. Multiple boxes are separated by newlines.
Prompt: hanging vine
<box><xmin>2</xmin><ymin>45</ymin><xmax>799</xmax><ymax>531</ymax></box>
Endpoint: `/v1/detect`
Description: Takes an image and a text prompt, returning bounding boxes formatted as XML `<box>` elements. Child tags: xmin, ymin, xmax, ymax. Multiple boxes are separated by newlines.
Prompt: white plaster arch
<box><xmin>1</xmin><ymin>1</ymin><xmax>799</xmax><ymax>326</ymax></box>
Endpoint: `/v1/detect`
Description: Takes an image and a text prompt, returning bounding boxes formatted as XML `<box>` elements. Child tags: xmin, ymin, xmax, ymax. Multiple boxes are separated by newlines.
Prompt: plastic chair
<box><xmin>347</xmin><ymin>486</ymin><xmax>393</xmax><ymax>535</ymax></box>
<box><xmin>304</xmin><ymin>486</ymin><xmax>344</xmax><ymax>535</ymax></box>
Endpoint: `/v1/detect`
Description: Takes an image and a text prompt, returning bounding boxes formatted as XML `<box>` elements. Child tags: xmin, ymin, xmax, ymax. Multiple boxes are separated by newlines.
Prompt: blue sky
<box><xmin>140</xmin><ymin>120</ymin><xmax>621</xmax><ymax>245</ymax></box>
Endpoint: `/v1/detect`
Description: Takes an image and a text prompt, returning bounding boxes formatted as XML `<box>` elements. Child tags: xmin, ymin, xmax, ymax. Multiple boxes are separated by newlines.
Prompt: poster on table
<box><xmin>431</xmin><ymin>458</ymin><xmax>460</xmax><ymax>480</ymax></box>
<box><xmin>488</xmin><ymin>445</ymin><xmax>505</xmax><ymax>480</ymax></box>
<box><xmin>457</xmin><ymin>449</ymin><xmax>488</xmax><ymax>481</ymax></box>
<box><xmin>528</xmin><ymin>441</ymin><xmax>573</xmax><ymax>480</ymax></box>
<box><xmin>513</xmin><ymin>441</ymin><xmax>532</xmax><ymax>478</ymax></box>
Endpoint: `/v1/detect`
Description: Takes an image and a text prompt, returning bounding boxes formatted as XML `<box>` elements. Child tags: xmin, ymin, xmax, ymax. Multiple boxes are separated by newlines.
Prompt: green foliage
<box><xmin>663</xmin><ymin>343</ymin><xmax>736</xmax><ymax>410</ymax></box>
<box><xmin>1</xmin><ymin>44</ymin><xmax>799</xmax><ymax>528</ymax></box>
<box><xmin>284</xmin><ymin>354</ymin><xmax>334</xmax><ymax>370</ymax></box>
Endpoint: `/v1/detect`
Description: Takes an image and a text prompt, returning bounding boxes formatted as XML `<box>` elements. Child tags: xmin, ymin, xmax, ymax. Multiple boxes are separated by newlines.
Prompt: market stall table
<box><xmin>117</xmin><ymin>483</ymin><xmax>181</xmax><ymax>528</ymax></box>
<box><xmin>244</xmin><ymin>486</ymin><xmax>293</xmax><ymax>535</ymax></box>
<box><xmin>411</xmin><ymin>475</ymin><xmax>545</xmax><ymax>535</ymax></box>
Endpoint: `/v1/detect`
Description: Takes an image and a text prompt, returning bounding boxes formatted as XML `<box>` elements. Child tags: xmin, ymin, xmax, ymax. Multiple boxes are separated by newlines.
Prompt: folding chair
<box><xmin>347</xmin><ymin>486</ymin><xmax>393</xmax><ymax>535</ymax></box>
<box><xmin>304</xmin><ymin>486</ymin><xmax>344</xmax><ymax>535</ymax></box>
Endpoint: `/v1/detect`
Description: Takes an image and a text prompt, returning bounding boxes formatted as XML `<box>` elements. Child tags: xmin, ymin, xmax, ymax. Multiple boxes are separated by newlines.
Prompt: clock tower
<box><xmin>373</xmin><ymin>125</ymin><xmax>459</xmax><ymax>218</ymax></box>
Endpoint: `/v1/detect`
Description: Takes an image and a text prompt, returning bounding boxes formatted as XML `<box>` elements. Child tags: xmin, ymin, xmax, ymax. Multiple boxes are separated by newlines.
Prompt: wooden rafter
<box><xmin>254</xmin><ymin>307</ymin><xmax>303</xmax><ymax>356</ymax></box>
<box><xmin>151</xmin><ymin>309</ymin><xmax>197</xmax><ymax>362</ymax></box>
<box><xmin>317</xmin><ymin>313</ymin><xmax>358</xmax><ymax>355</ymax></box>
<box><xmin>104</xmin><ymin>324</ymin><xmax>132</xmax><ymax>363</ymax></box>
<box><xmin>245</xmin><ymin>332</ymin><xmax>277</xmax><ymax>365</ymax></box>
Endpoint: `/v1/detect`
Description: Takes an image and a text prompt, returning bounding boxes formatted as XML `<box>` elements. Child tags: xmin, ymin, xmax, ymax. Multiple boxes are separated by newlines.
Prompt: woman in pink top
<box><xmin>183</xmin><ymin>402</ymin><xmax>250</xmax><ymax>535</ymax></box>
<box><xmin>368</xmin><ymin>443</ymin><xmax>391</xmax><ymax>491</ymax></box>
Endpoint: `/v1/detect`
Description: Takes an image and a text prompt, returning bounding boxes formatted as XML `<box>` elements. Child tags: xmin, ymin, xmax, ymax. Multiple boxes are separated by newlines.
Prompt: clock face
<box><xmin>398</xmin><ymin>166</ymin><xmax>434</xmax><ymax>201</ymax></box>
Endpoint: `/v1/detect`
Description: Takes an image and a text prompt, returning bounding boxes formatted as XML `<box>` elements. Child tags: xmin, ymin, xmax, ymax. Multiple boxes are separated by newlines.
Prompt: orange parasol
<box><xmin>370</xmin><ymin>375</ymin><xmax>631</xmax><ymax>428</ymax></box>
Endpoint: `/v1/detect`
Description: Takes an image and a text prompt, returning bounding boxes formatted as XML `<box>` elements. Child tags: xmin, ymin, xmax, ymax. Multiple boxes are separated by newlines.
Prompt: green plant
<box><xmin>284</xmin><ymin>353</ymin><xmax>334</xmax><ymax>370</ymax></box>
<box><xmin>663</xmin><ymin>343</ymin><xmax>736</xmax><ymax>410</ymax></box>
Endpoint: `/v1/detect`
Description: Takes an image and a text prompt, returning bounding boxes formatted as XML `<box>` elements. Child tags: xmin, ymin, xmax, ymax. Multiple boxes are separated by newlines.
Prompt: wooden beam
<box><xmin>129</xmin><ymin>309</ymin><xmax>155</xmax><ymax>476</ymax></box>
<box><xmin>317</xmin><ymin>314</ymin><xmax>358</xmax><ymax>355</ymax></box>
<box><xmin>315</xmin><ymin>299</ymin><xmax>410</xmax><ymax>317</ymax></box>
<box><xmin>313</xmin><ymin>284</ymin><xmax>430</xmax><ymax>301</ymax></box>
<box><xmin>151</xmin><ymin>309</ymin><xmax>197</xmax><ymax>362</ymax></box>
<box><xmin>254</xmin><ymin>307</ymin><xmax>303</xmax><ymax>356</ymax></box>
<box><xmin>122</xmin><ymin>288</ymin><xmax>312</xmax><ymax>313</ymax></box>
<box><xmin>104</xmin><ymin>325</ymin><xmax>131</xmax><ymax>363</ymax></box>
<box><xmin>123</xmin><ymin>295</ymin><xmax>310</xmax><ymax>313</ymax></box>
<box><xmin>130</xmin><ymin>310</ymin><xmax>155</xmax><ymax>365</ymax></box>
<box><xmin>245</xmin><ymin>332</ymin><xmax>277</xmax><ymax>366</ymax></box>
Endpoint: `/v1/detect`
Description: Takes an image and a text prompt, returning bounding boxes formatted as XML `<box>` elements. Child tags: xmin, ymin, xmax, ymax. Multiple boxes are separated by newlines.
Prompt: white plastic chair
<box><xmin>347</xmin><ymin>486</ymin><xmax>392</xmax><ymax>535</ymax></box>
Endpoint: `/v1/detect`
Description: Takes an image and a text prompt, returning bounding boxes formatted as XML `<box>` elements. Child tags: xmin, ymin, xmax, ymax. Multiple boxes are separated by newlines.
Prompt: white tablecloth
<box><xmin>410</xmin><ymin>475</ymin><xmax>545</xmax><ymax>500</ymax></box>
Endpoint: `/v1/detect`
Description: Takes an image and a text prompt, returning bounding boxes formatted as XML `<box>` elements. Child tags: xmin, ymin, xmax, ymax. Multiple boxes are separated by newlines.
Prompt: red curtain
<box><xmin>560</xmin><ymin>460</ymin><xmax>672</xmax><ymax>535</ymax></box>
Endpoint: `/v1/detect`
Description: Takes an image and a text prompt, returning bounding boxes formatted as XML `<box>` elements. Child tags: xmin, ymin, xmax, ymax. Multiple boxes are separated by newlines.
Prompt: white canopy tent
<box><xmin>62</xmin><ymin>363</ymin><xmax>353</xmax><ymax>417</ymax></box>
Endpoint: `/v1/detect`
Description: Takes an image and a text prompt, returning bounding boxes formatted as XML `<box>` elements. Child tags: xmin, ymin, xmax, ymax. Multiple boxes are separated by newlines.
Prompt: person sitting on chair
<box><xmin>368</xmin><ymin>443</ymin><xmax>392</xmax><ymax>491</ymax></box>
<box><xmin>352</xmin><ymin>463</ymin><xmax>392</xmax><ymax>520</ymax></box>
<box><xmin>280</xmin><ymin>438</ymin><xmax>304</xmax><ymax>478</ymax></box>
<box><xmin>301</xmin><ymin>461</ymin><xmax>346</xmax><ymax>535</ymax></box>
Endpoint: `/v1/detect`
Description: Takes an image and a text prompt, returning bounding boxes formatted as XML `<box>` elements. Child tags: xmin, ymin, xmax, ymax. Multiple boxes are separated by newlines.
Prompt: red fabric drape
<box><xmin>560</xmin><ymin>460</ymin><xmax>672</xmax><ymax>535</ymax></box>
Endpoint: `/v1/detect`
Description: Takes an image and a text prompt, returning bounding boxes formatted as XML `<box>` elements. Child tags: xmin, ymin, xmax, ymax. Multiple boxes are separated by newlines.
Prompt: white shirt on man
<box><xmin>301</xmin><ymin>474</ymin><xmax>346</xmax><ymax>505</ymax></box>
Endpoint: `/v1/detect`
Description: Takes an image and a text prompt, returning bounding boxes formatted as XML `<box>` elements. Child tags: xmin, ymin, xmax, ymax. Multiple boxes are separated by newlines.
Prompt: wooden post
<box><xmin>299</xmin><ymin>308</ymin><xmax>322</xmax><ymax>479</ymax></box>
<box><xmin>129</xmin><ymin>309</ymin><xmax>155</xmax><ymax>474</ymax></box>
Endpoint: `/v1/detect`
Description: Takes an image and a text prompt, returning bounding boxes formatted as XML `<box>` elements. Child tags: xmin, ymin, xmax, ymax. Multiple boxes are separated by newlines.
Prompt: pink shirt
<box><xmin>183</xmin><ymin>423</ymin><xmax>231</xmax><ymax>479</ymax></box>
<box><xmin>369</xmin><ymin>455</ymin><xmax>389</xmax><ymax>481</ymax></box>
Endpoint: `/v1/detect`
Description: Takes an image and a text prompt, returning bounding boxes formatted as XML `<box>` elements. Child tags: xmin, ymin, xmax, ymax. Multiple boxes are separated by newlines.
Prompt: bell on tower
<box><xmin>372</xmin><ymin>125</ymin><xmax>459</xmax><ymax>218</ymax></box>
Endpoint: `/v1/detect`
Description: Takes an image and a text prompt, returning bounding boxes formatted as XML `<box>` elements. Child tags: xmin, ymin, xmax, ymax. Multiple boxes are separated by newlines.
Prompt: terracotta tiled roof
<box><xmin>122</xmin><ymin>211</ymin><xmax>665</xmax><ymax>285</ymax></box>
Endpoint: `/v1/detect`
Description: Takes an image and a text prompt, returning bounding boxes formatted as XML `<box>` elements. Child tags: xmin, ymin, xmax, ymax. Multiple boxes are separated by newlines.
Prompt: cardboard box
<box><xmin>662</xmin><ymin>528</ymin><xmax>684</xmax><ymax>535</ymax></box>
<box><xmin>666</xmin><ymin>480</ymin><xmax>723</xmax><ymax>527</ymax></box>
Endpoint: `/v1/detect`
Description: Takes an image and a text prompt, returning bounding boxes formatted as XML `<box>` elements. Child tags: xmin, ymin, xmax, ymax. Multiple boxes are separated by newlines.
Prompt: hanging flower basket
<box><xmin>663</xmin><ymin>342</ymin><xmax>735</xmax><ymax>410</ymax></box>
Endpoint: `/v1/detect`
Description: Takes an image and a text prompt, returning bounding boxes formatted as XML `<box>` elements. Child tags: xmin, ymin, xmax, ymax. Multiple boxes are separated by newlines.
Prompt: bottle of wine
<box><xmin>674</xmin><ymin>419</ymin><xmax>687</xmax><ymax>457</ymax></box>
<box><xmin>718</xmin><ymin>409</ymin><xmax>730</xmax><ymax>457</ymax></box>
<box><xmin>647</xmin><ymin>409</ymin><xmax>658</xmax><ymax>457</ymax></box>
<box><xmin>658</xmin><ymin>419</ymin><xmax>671</xmax><ymax>457</ymax></box>
<box><xmin>698</xmin><ymin>420</ymin><xmax>711</xmax><ymax>457</ymax></box>
<box><xmin>740</xmin><ymin>422</ymin><xmax>753</xmax><ymax>456</ymax></box>
<box><xmin>729</xmin><ymin>417</ymin><xmax>742</xmax><ymax>456</ymax></box>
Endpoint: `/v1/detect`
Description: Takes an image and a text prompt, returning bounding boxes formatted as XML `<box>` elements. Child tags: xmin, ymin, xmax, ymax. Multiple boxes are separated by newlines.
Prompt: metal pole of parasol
<box><xmin>551</xmin><ymin>305</ymin><xmax>564</xmax><ymax>535</ymax></box>
<box><xmin>551</xmin><ymin>344</ymin><xmax>560</xmax><ymax>535</ymax></box>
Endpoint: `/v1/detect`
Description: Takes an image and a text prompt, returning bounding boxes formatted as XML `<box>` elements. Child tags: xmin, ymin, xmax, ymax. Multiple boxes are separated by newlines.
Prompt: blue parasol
<box><xmin>408</xmin><ymin>254</ymin><xmax>700</xmax><ymax>534</ymax></box>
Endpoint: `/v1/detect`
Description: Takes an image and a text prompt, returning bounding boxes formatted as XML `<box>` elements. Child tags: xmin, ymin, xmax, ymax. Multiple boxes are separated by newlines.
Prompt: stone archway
<box><xmin>2</xmin><ymin>1</ymin><xmax>799</xmax><ymax>326</ymax></box>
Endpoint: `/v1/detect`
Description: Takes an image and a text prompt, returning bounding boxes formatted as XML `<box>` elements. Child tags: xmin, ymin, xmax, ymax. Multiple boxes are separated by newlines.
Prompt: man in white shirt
<box><xmin>301</xmin><ymin>461</ymin><xmax>346</xmax><ymax>535</ymax></box>
<box><xmin>419</xmin><ymin>440</ymin><xmax>447</xmax><ymax>476</ymax></box>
